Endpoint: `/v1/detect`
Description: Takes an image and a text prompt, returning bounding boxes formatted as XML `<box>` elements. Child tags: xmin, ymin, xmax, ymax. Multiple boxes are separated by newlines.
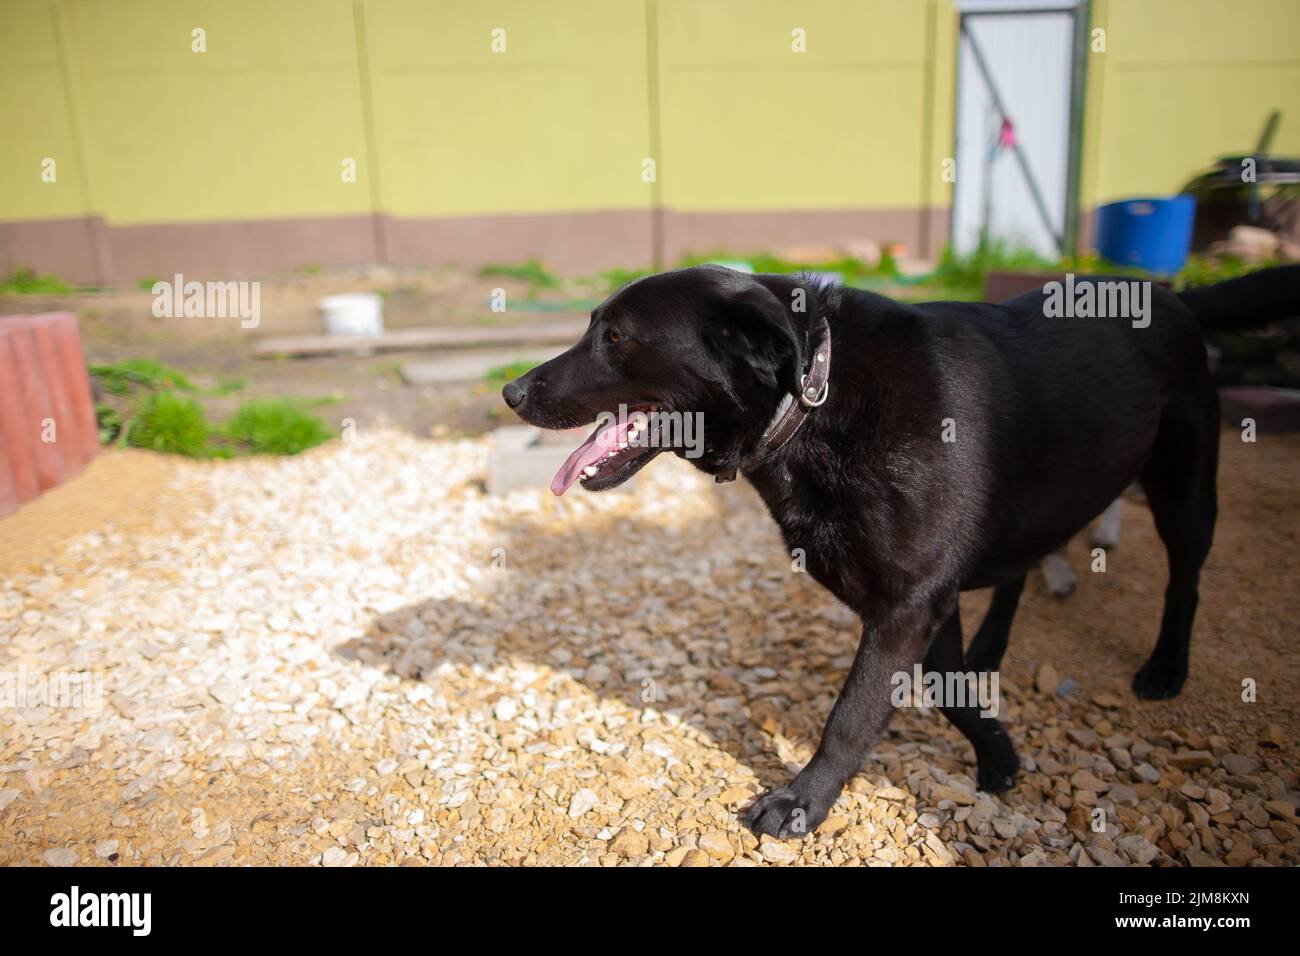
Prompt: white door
<box><xmin>952</xmin><ymin>1</ymin><xmax>1080</xmax><ymax>258</ymax></box>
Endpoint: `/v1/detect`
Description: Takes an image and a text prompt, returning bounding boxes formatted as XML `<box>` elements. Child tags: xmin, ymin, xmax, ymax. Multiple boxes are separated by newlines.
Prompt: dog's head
<box><xmin>502</xmin><ymin>265</ymin><xmax>814</xmax><ymax>494</ymax></box>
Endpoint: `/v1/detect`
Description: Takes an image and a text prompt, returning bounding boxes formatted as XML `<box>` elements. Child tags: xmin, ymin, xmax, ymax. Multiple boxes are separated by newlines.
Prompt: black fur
<box><xmin>503</xmin><ymin>263</ymin><xmax>1300</xmax><ymax>839</ymax></box>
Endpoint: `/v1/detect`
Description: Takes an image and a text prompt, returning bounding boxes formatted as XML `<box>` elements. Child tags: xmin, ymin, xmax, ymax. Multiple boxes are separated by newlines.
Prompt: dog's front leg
<box><xmin>745</xmin><ymin>600</ymin><xmax>946</xmax><ymax>839</ymax></box>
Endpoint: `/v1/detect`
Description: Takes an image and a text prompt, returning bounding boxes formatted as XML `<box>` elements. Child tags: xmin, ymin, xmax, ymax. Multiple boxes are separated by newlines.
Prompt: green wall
<box><xmin>1</xmin><ymin>0</ymin><xmax>952</xmax><ymax>228</ymax></box>
<box><xmin>1082</xmin><ymin>0</ymin><xmax>1300</xmax><ymax>206</ymax></box>
<box><xmin>2</xmin><ymin>0</ymin><xmax>1297</xmax><ymax>279</ymax></box>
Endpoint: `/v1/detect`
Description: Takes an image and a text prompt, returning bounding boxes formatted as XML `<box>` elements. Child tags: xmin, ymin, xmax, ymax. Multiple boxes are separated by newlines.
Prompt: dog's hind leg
<box><xmin>928</xmin><ymin>608</ymin><xmax>1020</xmax><ymax>792</ymax></box>
<box><xmin>1090</xmin><ymin>495</ymin><xmax>1125</xmax><ymax>549</ymax></box>
<box><xmin>1040</xmin><ymin>551</ymin><xmax>1077</xmax><ymax>597</ymax></box>
<box><xmin>964</xmin><ymin>575</ymin><xmax>1026</xmax><ymax>671</ymax></box>
<box><xmin>1132</xmin><ymin>392</ymin><xmax>1219</xmax><ymax>700</ymax></box>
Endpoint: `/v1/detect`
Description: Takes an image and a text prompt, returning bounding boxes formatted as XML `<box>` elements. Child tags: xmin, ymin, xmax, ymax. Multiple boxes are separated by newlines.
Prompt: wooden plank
<box><xmin>252</xmin><ymin>320</ymin><xmax>587</xmax><ymax>358</ymax></box>
<box><xmin>400</xmin><ymin>347</ymin><xmax>562</xmax><ymax>386</ymax></box>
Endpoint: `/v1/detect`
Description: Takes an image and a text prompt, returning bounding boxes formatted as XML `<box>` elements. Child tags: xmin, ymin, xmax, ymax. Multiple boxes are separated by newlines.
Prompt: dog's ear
<box><xmin>704</xmin><ymin>281</ymin><xmax>804</xmax><ymax>396</ymax></box>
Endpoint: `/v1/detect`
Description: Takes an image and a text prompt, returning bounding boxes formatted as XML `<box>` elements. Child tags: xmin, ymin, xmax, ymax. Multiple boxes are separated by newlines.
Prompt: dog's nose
<box><xmin>502</xmin><ymin>379</ymin><xmax>526</xmax><ymax>409</ymax></box>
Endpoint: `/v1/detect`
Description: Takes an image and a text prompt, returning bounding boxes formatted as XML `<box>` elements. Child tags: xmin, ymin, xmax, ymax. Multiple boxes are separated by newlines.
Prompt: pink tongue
<box><xmin>550</xmin><ymin>418</ymin><xmax>624</xmax><ymax>496</ymax></box>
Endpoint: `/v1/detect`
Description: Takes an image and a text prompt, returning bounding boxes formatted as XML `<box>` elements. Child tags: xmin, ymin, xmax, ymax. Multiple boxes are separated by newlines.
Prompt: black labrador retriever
<box><xmin>501</xmin><ymin>263</ymin><xmax>1298</xmax><ymax>839</ymax></box>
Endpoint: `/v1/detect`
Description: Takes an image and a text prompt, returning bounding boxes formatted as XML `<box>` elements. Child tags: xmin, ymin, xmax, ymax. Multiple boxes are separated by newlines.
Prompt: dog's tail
<box><xmin>1177</xmin><ymin>263</ymin><xmax>1300</xmax><ymax>331</ymax></box>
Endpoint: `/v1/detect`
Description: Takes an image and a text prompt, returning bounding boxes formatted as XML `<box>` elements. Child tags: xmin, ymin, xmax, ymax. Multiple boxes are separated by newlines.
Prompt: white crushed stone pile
<box><xmin>1</xmin><ymin>430</ymin><xmax>1296</xmax><ymax>866</ymax></box>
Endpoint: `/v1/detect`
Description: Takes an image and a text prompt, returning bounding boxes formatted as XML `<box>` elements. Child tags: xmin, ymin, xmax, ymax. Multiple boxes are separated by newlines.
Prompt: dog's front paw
<box><xmin>743</xmin><ymin>783</ymin><xmax>834</xmax><ymax>840</ymax></box>
<box><xmin>976</xmin><ymin>747</ymin><xmax>1020</xmax><ymax>793</ymax></box>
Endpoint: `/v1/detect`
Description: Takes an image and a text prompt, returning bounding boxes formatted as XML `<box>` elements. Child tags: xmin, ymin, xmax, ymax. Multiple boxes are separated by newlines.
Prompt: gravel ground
<box><xmin>1</xmin><ymin>429</ymin><xmax>1297</xmax><ymax>866</ymax></box>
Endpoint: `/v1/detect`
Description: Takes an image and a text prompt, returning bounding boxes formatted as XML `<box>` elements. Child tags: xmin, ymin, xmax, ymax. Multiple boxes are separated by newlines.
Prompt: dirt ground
<box><xmin>0</xmin><ymin>451</ymin><xmax>184</xmax><ymax>581</ymax></box>
<box><xmin>0</xmin><ymin>425</ymin><xmax>1295</xmax><ymax>866</ymax></box>
<box><xmin>995</xmin><ymin>430</ymin><xmax>1298</xmax><ymax>737</ymax></box>
<box><xmin>1</xmin><ymin>266</ymin><xmax>595</xmax><ymax>440</ymax></box>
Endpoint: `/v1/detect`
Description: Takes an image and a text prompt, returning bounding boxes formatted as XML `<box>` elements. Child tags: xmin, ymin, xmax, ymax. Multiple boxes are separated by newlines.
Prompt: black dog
<box><xmin>502</xmin><ymin>263</ymin><xmax>1298</xmax><ymax>839</ymax></box>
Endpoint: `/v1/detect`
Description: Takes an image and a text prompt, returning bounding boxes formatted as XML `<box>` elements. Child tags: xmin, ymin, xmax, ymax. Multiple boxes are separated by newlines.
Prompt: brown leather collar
<box><xmin>716</xmin><ymin>318</ymin><xmax>832</xmax><ymax>482</ymax></box>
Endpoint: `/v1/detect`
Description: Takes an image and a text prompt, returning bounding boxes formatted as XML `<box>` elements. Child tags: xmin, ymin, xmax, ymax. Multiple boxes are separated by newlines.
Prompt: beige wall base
<box><xmin>2</xmin><ymin>207</ymin><xmax>952</xmax><ymax>285</ymax></box>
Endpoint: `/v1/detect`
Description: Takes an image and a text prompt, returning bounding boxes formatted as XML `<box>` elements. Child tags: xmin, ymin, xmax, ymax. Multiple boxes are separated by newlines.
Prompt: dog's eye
<box><xmin>605</xmin><ymin>329</ymin><xmax>624</xmax><ymax>345</ymax></box>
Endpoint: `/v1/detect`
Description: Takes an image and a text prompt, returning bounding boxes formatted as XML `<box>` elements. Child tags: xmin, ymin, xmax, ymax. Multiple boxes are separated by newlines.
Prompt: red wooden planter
<box><xmin>0</xmin><ymin>313</ymin><xmax>99</xmax><ymax>518</ymax></box>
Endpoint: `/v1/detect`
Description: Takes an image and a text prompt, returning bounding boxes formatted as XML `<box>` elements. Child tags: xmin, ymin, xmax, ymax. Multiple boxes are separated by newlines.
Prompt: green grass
<box><xmin>1174</xmin><ymin>252</ymin><xmax>1284</xmax><ymax>290</ymax></box>
<box><xmin>579</xmin><ymin>242</ymin><xmax>1288</xmax><ymax>309</ymax></box>
<box><xmin>918</xmin><ymin>241</ymin><xmax>1280</xmax><ymax>299</ymax></box>
<box><xmin>0</xmin><ymin>267</ymin><xmax>74</xmax><ymax>295</ymax></box>
<box><xmin>889</xmin><ymin>281</ymin><xmax>988</xmax><ymax>304</ymax></box>
<box><xmin>304</xmin><ymin>392</ymin><xmax>346</xmax><ymax>407</ymax></box>
<box><xmin>926</xmin><ymin>241</ymin><xmax>1055</xmax><ymax>298</ymax></box>
<box><xmin>121</xmin><ymin>394</ymin><xmax>335</xmax><ymax>459</ymax></box>
<box><xmin>213</xmin><ymin>375</ymin><xmax>247</xmax><ymax>396</ymax></box>
<box><xmin>584</xmin><ymin>266</ymin><xmax>655</xmax><ymax>295</ymax></box>
<box><xmin>675</xmin><ymin>249</ymin><xmax>899</xmax><ymax>284</ymax></box>
<box><xmin>220</xmin><ymin>399</ymin><xmax>334</xmax><ymax>455</ymax></box>
<box><xmin>126</xmin><ymin>391</ymin><xmax>210</xmax><ymax>457</ymax></box>
<box><xmin>483</xmin><ymin>359</ymin><xmax>541</xmax><ymax>392</ymax></box>
<box><xmin>370</xmin><ymin>359</ymin><xmax>403</xmax><ymax>382</ymax></box>
<box><xmin>91</xmin><ymin>356</ymin><xmax>334</xmax><ymax>458</ymax></box>
<box><xmin>479</xmin><ymin>259</ymin><xmax>563</xmax><ymax>295</ymax></box>
<box><xmin>90</xmin><ymin>358</ymin><xmax>195</xmax><ymax>396</ymax></box>
<box><xmin>95</xmin><ymin>403</ymin><xmax>125</xmax><ymax>446</ymax></box>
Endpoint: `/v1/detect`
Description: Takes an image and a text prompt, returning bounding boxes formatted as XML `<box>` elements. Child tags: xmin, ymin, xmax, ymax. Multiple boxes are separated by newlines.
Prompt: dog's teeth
<box><xmin>583</xmin><ymin>466</ymin><xmax>598</xmax><ymax>477</ymax></box>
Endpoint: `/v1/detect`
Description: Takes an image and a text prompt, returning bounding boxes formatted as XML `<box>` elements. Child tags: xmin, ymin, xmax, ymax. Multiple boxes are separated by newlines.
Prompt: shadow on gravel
<box><xmin>331</xmin><ymin>488</ymin><xmax>1160</xmax><ymax>801</ymax></box>
<box><xmin>335</xmin><ymin>501</ymin><xmax>869</xmax><ymax>791</ymax></box>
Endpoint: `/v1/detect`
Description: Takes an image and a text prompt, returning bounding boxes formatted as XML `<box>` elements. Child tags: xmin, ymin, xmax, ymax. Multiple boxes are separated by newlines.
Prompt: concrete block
<box><xmin>488</xmin><ymin>426</ymin><xmax>574</xmax><ymax>495</ymax></box>
<box><xmin>487</xmin><ymin>424</ymin><xmax>639</xmax><ymax>495</ymax></box>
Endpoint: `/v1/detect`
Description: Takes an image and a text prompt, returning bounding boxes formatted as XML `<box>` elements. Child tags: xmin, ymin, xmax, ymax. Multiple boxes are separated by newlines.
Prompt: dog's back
<box><xmin>844</xmin><ymin>280</ymin><xmax>1191</xmax><ymax>583</ymax></box>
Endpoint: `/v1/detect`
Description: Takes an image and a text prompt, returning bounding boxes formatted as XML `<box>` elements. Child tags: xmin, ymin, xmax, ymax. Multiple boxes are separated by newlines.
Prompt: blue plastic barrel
<box><xmin>1094</xmin><ymin>195</ymin><xmax>1196</xmax><ymax>274</ymax></box>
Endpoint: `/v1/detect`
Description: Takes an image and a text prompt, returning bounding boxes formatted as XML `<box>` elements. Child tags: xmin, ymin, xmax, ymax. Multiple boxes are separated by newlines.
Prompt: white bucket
<box><xmin>319</xmin><ymin>293</ymin><xmax>384</xmax><ymax>337</ymax></box>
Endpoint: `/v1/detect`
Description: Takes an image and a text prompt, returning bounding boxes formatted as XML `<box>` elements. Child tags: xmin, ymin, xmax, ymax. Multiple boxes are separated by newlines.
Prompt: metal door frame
<box><xmin>953</xmin><ymin>1</ymin><xmax>1091</xmax><ymax>257</ymax></box>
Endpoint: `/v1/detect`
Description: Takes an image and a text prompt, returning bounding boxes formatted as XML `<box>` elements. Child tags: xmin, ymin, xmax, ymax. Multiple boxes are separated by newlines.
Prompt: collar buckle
<box><xmin>800</xmin><ymin>376</ymin><xmax>829</xmax><ymax>408</ymax></box>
